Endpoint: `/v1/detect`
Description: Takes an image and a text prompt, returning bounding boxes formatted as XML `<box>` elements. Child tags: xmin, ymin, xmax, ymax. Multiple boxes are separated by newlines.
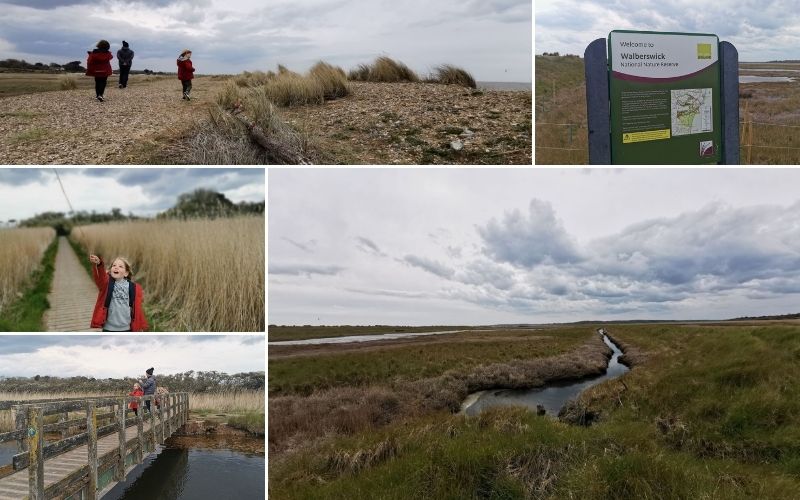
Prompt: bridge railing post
<box><xmin>15</xmin><ymin>407</ymin><xmax>28</xmax><ymax>453</ymax></box>
<box><xmin>116</xmin><ymin>398</ymin><xmax>126</xmax><ymax>481</ymax></box>
<box><xmin>27</xmin><ymin>406</ymin><xmax>44</xmax><ymax>500</ymax></box>
<box><xmin>58</xmin><ymin>411</ymin><xmax>68</xmax><ymax>441</ymax></box>
<box><xmin>158</xmin><ymin>398</ymin><xmax>166</xmax><ymax>444</ymax></box>
<box><xmin>136</xmin><ymin>397</ymin><xmax>144</xmax><ymax>462</ymax></box>
<box><xmin>148</xmin><ymin>397</ymin><xmax>157</xmax><ymax>453</ymax></box>
<box><xmin>164</xmin><ymin>394</ymin><xmax>171</xmax><ymax>438</ymax></box>
<box><xmin>86</xmin><ymin>401</ymin><xmax>98</xmax><ymax>500</ymax></box>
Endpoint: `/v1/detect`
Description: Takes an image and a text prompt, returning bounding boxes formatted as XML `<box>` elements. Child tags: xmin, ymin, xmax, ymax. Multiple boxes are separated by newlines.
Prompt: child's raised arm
<box><xmin>90</xmin><ymin>254</ymin><xmax>108</xmax><ymax>290</ymax></box>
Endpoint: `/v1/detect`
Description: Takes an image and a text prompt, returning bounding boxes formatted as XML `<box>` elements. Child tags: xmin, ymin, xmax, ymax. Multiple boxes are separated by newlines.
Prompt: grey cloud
<box><xmin>403</xmin><ymin>255</ymin><xmax>455</xmax><ymax>279</ymax></box>
<box><xmin>355</xmin><ymin>236</ymin><xmax>386</xmax><ymax>257</ymax></box>
<box><xmin>0</xmin><ymin>168</ymin><xmax>50</xmax><ymax>186</ymax></box>
<box><xmin>478</xmin><ymin>199</ymin><xmax>582</xmax><ymax>267</ymax></box>
<box><xmin>456</xmin><ymin>259</ymin><xmax>516</xmax><ymax>290</ymax></box>
<box><xmin>268</xmin><ymin>263</ymin><xmax>345</xmax><ymax>276</ymax></box>
<box><xmin>282</xmin><ymin>237</ymin><xmax>316</xmax><ymax>253</ymax></box>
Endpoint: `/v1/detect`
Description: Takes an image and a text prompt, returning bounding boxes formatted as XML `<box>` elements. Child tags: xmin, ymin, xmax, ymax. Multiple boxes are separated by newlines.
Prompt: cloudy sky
<box><xmin>0</xmin><ymin>168</ymin><xmax>264</xmax><ymax>223</ymax></box>
<box><xmin>0</xmin><ymin>0</ymin><xmax>531</xmax><ymax>82</ymax></box>
<box><xmin>0</xmin><ymin>335</ymin><xmax>264</xmax><ymax>378</ymax></box>
<box><xmin>536</xmin><ymin>0</ymin><xmax>800</xmax><ymax>61</ymax></box>
<box><xmin>269</xmin><ymin>168</ymin><xmax>800</xmax><ymax>325</ymax></box>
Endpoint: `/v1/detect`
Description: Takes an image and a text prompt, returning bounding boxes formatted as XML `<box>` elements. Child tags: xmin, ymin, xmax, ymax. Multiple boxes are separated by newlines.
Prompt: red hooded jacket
<box><xmin>91</xmin><ymin>258</ymin><xmax>148</xmax><ymax>331</ymax></box>
<box><xmin>86</xmin><ymin>50</ymin><xmax>113</xmax><ymax>77</ymax></box>
<box><xmin>177</xmin><ymin>58</ymin><xmax>195</xmax><ymax>81</ymax></box>
<box><xmin>128</xmin><ymin>387</ymin><xmax>144</xmax><ymax>410</ymax></box>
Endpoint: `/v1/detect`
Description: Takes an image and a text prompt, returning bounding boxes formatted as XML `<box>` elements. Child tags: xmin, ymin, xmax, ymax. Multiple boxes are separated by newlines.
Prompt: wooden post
<box><xmin>136</xmin><ymin>397</ymin><xmax>144</xmax><ymax>462</ymax></box>
<box><xmin>116</xmin><ymin>398</ymin><xmax>126</xmax><ymax>481</ymax></box>
<box><xmin>149</xmin><ymin>397</ymin><xmax>157</xmax><ymax>453</ymax></box>
<box><xmin>164</xmin><ymin>394</ymin><xmax>171</xmax><ymax>438</ymax></box>
<box><xmin>158</xmin><ymin>399</ymin><xmax>165</xmax><ymax>444</ymax></box>
<box><xmin>584</xmin><ymin>38</ymin><xmax>611</xmax><ymax>164</ymax></box>
<box><xmin>27</xmin><ymin>406</ymin><xmax>44</xmax><ymax>500</ymax></box>
<box><xmin>15</xmin><ymin>408</ymin><xmax>28</xmax><ymax>452</ymax></box>
<box><xmin>58</xmin><ymin>411</ymin><xmax>68</xmax><ymax>441</ymax></box>
<box><xmin>86</xmin><ymin>402</ymin><xmax>98</xmax><ymax>500</ymax></box>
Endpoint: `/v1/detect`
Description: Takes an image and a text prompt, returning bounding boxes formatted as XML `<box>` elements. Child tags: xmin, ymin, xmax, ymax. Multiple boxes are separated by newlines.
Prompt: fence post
<box><xmin>15</xmin><ymin>408</ymin><xmax>28</xmax><ymax>453</ymax></box>
<box><xmin>27</xmin><ymin>406</ymin><xmax>44</xmax><ymax>500</ymax></box>
<box><xmin>584</xmin><ymin>38</ymin><xmax>611</xmax><ymax>164</ymax></box>
<box><xmin>86</xmin><ymin>402</ymin><xmax>98</xmax><ymax>500</ymax></box>
<box><xmin>136</xmin><ymin>397</ymin><xmax>144</xmax><ymax>462</ymax></box>
<box><xmin>58</xmin><ymin>411</ymin><xmax>68</xmax><ymax>441</ymax></box>
<box><xmin>149</xmin><ymin>397</ymin><xmax>157</xmax><ymax>453</ymax></box>
<box><xmin>158</xmin><ymin>399</ymin><xmax>165</xmax><ymax>444</ymax></box>
<box><xmin>116</xmin><ymin>398</ymin><xmax>126</xmax><ymax>481</ymax></box>
<box><xmin>164</xmin><ymin>394</ymin><xmax>171</xmax><ymax>438</ymax></box>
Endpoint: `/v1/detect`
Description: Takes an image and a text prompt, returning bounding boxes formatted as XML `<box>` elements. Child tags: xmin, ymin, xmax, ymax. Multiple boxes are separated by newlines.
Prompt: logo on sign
<box><xmin>699</xmin><ymin>140</ymin><xmax>714</xmax><ymax>157</ymax></box>
<box><xmin>697</xmin><ymin>43</ymin><xmax>712</xmax><ymax>59</ymax></box>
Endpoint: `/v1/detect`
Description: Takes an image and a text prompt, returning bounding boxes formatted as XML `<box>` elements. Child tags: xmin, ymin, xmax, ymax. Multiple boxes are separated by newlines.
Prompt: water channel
<box><xmin>461</xmin><ymin>332</ymin><xmax>629</xmax><ymax>417</ymax></box>
<box><xmin>269</xmin><ymin>328</ymin><xmax>543</xmax><ymax>346</ymax></box>
<box><xmin>739</xmin><ymin>75</ymin><xmax>796</xmax><ymax>83</ymax></box>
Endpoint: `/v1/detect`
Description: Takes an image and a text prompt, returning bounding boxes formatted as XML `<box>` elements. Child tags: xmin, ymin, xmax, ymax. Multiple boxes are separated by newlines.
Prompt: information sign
<box><xmin>608</xmin><ymin>30</ymin><xmax>722</xmax><ymax>164</ymax></box>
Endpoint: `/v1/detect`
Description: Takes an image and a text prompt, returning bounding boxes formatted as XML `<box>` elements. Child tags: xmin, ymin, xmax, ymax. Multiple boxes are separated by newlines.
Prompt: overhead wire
<box><xmin>52</xmin><ymin>168</ymin><xmax>91</xmax><ymax>252</ymax></box>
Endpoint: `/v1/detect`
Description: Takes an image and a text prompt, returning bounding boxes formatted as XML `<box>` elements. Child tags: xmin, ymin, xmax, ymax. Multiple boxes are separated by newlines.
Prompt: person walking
<box><xmin>139</xmin><ymin>368</ymin><xmax>157</xmax><ymax>413</ymax></box>
<box><xmin>117</xmin><ymin>40</ymin><xmax>134</xmax><ymax>88</ymax></box>
<box><xmin>85</xmin><ymin>39</ymin><xmax>113</xmax><ymax>102</ymax></box>
<box><xmin>177</xmin><ymin>49</ymin><xmax>195</xmax><ymax>100</ymax></box>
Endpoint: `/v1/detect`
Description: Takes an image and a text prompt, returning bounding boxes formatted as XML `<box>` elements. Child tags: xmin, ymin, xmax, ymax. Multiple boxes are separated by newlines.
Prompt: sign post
<box><xmin>585</xmin><ymin>30</ymin><xmax>739</xmax><ymax>165</ymax></box>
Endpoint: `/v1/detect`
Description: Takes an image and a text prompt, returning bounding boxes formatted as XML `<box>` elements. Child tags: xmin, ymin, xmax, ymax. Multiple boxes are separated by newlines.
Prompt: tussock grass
<box><xmin>263</xmin><ymin>72</ymin><xmax>324</xmax><ymax>106</ymax></box>
<box><xmin>309</xmin><ymin>61</ymin><xmax>349</xmax><ymax>100</ymax></box>
<box><xmin>71</xmin><ymin>217</ymin><xmax>264</xmax><ymax>331</ymax></box>
<box><xmin>429</xmin><ymin>64</ymin><xmax>476</xmax><ymax>88</ymax></box>
<box><xmin>0</xmin><ymin>227</ymin><xmax>54</xmax><ymax>314</ymax></box>
<box><xmin>234</xmin><ymin>70</ymin><xmax>274</xmax><ymax>87</ymax></box>
<box><xmin>348</xmin><ymin>56</ymin><xmax>419</xmax><ymax>83</ymax></box>
<box><xmin>190</xmin><ymin>391</ymin><xmax>265</xmax><ymax>413</ymax></box>
<box><xmin>228</xmin><ymin>412</ymin><xmax>266</xmax><ymax>436</ymax></box>
<box><xmin>58</xmin><ymin>75</ymin><xmax>77</xmax><ymax>90</ymax></box>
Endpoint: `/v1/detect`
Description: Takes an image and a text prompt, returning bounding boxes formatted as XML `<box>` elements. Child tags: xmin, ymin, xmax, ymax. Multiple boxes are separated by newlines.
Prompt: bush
<box><xmin>348</xmin><ymin>56</ymin><xmax>419</xmax><ymax>83</ymax></box>
<box><xmin>430</xmin><ymin>64</ymin><xmax>476</xmax><ymax>88</ymax></box>
<box><xmin>59</xmin><ymin>75</ymin><xmax>77</xmax><ymax>90</ymax></box>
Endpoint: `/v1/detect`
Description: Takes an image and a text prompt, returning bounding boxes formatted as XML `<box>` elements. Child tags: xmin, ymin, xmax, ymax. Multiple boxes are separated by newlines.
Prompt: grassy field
<box><xmin>535</xmin><ymin>55</ymin><xmax>800</xmax><ymax>165</ymax></box>
<box><xmin>270</xmin><ymin>322</ymin><xmax>800</xmax><ymax>498</ymax></box>
<box><xmin>0</xmin><ymin>228</ymin><xmax>57</xmax><ymax>331</ymax></box>
<box><xmin>70</xmin><ymin>216</ymin><xmax>264</xmax><ymax>332</ymax></box>
<box><xmin>0</xmin><ymin>72</ymin><xmax>172</xmax><ymax>98</ymax></box>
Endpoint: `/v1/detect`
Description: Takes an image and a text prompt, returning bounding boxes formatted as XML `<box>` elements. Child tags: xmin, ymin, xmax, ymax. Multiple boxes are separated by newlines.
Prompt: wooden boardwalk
<box><xmin>0</xmin><ymin>394</ymin><xmax>189</xmax><ymax>499</ymax></box>
<box><xmin>43</xmin><ymin>236</ymin><xmax>100</xmax><ymax>332</ymax></box>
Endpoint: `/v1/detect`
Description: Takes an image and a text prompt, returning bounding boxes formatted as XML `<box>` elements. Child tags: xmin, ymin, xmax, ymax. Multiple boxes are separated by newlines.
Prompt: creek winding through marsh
<box><xmin>461</xmin><ymin>332</ymin><xmax>629</xmax><ymax>417</ymax></box>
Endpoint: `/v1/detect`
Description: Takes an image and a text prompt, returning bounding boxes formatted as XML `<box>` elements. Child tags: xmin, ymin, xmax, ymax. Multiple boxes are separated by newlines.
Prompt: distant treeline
<box><xmin>13</xmin><ymin>188</ymin><xmax>264</xmax><ymax>232</ymax></box>
<box><xmin>0</xmin><ymin>58</ymin><xmax>168</xmax><ymax>75</ymax></box>
<box><xmin>540</xmin><ymin>52</ymin><xmax>580</xmax><ymax>58</ymax></box>
<box><xmin>0</xmin><ymin>370</ymin><xmax>264</xmax><ymax>393</ymax></box>
<box><xmin>730</xmin><ymin>312</ymin><xmax>800</xmax><ymax>321</ymax></box>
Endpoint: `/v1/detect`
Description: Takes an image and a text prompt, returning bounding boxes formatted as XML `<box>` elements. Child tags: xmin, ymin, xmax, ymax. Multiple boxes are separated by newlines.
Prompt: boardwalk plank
<box><xmin>43</xmin><ymin>237</ymin><xmax>101</xmax><ymax>332</ymax></box>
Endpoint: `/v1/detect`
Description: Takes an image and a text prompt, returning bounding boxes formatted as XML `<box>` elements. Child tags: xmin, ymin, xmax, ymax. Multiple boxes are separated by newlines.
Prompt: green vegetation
<box><xmin>0</xmin><ymin>238</ymin><xmax>57</xmax><ymax>331</ymax></box>
<box><xmin>229</xmin><ymin>412</ymin><xmax>266</xmax><ymax>436</ymax></box>
<box><xmin>270</xmin><ymin>329</ymin><xmax>590</xmax><ymax>395</ymax></box>
<box><xmin>270</xmin><ymin>323</ymin><xmax>800</xmax><ymax>498</ymax></box>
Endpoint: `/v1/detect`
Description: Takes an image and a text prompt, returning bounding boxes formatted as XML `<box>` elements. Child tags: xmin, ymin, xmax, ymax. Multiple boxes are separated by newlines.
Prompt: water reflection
<box><xmin>0</xmin><ymin>441</ymin><xmax>16</xmax><ymax>466</ymax></box>
<box><xmin>739</xmin><ymin>75</ymin><xmax>795</xmax><ymax>83</ymax></box>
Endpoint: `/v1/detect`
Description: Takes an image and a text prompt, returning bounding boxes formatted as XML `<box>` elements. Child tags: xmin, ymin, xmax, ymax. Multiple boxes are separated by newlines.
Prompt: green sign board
<box><xmin>608</xmin><ymin>30</ymin><xmax>722</xmax><ymax>164</ymax></box>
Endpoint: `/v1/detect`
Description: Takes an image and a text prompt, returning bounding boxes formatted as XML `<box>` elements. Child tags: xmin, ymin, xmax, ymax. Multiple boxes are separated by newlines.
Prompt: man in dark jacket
<box><xmin>139</xmin><ymin>367</ymin><xmax>156</xmax><ymax>413</ymax></box>
<box><xmin>117</xmin><ymin>41</ymin><xmax>134</xmax><ymax>88</ymax></box>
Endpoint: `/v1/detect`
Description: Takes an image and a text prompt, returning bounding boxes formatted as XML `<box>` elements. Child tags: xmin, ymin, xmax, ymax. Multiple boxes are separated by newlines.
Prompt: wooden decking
<box><xmin>43</xmin><ymin>236</ymin><xmax>100</xmax><ymax>332</ymax></box>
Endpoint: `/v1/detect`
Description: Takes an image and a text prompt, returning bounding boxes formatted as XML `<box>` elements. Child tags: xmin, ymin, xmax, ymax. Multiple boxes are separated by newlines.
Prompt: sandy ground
<box><xmin>0</xmin><ymin>75</ymin><xmax>226</xmax><ymax>164</ymax></box>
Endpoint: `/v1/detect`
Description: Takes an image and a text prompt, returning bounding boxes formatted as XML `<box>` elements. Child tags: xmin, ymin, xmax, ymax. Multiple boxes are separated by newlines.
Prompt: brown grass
<box><xmin>0</xmin><ymin>227</ymin><xmax>55</xmax><ymax>313</ymax></box>
<box><xmin>429</xmin><ymin>64</ymin><xmax>476</xmax><ymax>88</ymax></box>
<box><xmin>348</xmin><ymin>56</ymin><xmax>420</xmax><ymax>83</ymax></box>
<box><xmin>71</xmin><ymin>217</ymin><xmax>264</xmax><ymax>331</ymax></box>
<box><xmin>58</xmin><ymin>75</ymin><xmax>77</xmax><ymax>90</ymax></box>
<box><xmin>308</xmin><ymin>61</ymin><xmax>349</xmax><ymax>100</ymax></box>
<box><xmin>269</xmin><ymin>334</ymin><xmax>610</xmax><ymax>454</ymax></box>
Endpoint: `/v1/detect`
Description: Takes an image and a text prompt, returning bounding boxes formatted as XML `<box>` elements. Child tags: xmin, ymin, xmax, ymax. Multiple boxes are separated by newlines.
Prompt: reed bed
<box><xmin>0</xmin><ymin>227</ymin><xmax>55</xmax><ymax>313</ymax></box>
<box><xmin>71</xmin><ymin>216</ymin><xmax>264</xmax><ymax>332</ymax></box>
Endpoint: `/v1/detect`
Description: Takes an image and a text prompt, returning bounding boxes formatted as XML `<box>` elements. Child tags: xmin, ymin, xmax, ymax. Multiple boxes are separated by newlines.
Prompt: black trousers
<box><xmin>181</xmin><ymin>79</ymin><xmax>192</xmax><ymax>94</ymax></box>
<box><xmin>95</xmin><ymin>77</ymin><xmax>107</xmax><ymax>97</ymax></box>
<box><xmin>119</xmin><ymin>65</ymin><xmax>131</xmax><ymax>87</ymax></box>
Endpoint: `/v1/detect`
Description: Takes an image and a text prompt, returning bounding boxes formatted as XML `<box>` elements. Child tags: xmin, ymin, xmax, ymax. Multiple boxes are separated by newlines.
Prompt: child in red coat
<box><xmin>177</xmin><ymin>49</ymin><xmax>195</xmax><ymax>100</ymax></box>
<box><xmin>86</xmin><ymin>40</ymin><xmax>113</xmax><ymax>102</ymax></box>
<box><xmin>128</xmin><ymin>383</ymin><xmax>144</xmax><ymax>416</ymax></box>
<box><xmin>89</xmin><ymin>254</ymin><xmax>148</xmax><ymax>332</ymax></box>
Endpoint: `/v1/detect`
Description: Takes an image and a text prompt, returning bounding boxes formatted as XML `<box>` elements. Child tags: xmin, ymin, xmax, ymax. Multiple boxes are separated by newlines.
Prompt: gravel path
<box><xmin>43</xmin><ymin>236</ymin><xmax>101</xmax><ymax>332</ymax></box>
<box><xmin>0</xmin><ymin>76</ymin><xmax>227</xmax><ymax>164</ymax></box>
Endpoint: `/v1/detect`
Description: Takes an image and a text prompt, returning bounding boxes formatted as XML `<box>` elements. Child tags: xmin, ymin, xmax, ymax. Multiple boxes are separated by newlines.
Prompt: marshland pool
<box><xmin>462</xmin><ymin>333</ymin><xmax>629</xmax><ymax>417</ymax></box>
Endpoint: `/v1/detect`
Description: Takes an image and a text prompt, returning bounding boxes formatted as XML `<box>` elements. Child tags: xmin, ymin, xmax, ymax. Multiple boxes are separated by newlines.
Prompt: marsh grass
<box><xmin>429</xmin><ymin>64</ymin><xmax>477</xmax><ymax>88</ymax></box>
<box><xmin>58</xmin><ymin>75</ymin><xmax>77</xmax><ymax>90</ymax></box>
<box><xmin>0</xmin><ymin>227</ymin><xmax>55</xmax><ymax>314</ymax></box>
<box><xmin>70</xmin><ymin>217</ymin><xmax>264</xmax><ymax>332</ymax></box>
<box><xmin>0</xmin><ymin>229</ymin><xmax>56</xmax><ymax>331</ymax></box>
<box><xmin>271</xmin><ymin>323</ymin><xmax>800</xmax><ymax>497</ymax></box>
<box><xmin>348</xmin><ymin>56</ymin><xmax>419</xmax><ymax>83</ymax></box>
<box><xmin>268</xmin><ymin>324</ymin><xmax>480</xmax><ymax>342</ymax></box>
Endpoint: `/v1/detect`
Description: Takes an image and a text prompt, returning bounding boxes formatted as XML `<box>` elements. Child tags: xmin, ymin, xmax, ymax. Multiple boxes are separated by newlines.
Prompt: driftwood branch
<box><xmin>225</xmin><ymin>103</ymin><xmax>311</xmax><ymax>165</ymax></box>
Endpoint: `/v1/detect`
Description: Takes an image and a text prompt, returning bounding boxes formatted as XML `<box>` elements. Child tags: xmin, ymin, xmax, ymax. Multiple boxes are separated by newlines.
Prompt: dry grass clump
<box><xmin>59</xmin><ymin>75</ymin><xmax>77</xmax><ymax>90</ymax></box>
<box><xmin>309</xmin><ymin>61</ymin><xmax>349</xmax><ymax>100</ymax></box>
<box><xmin>429</xmin><ymin>64</ymin><xmax>476</xmax><ymax>88</ymax></box>
<box><xmin>234</xmin><ymin>70</ymin><xmax>274</xmax><ymax>87</ymax></box>
<box><xmin>0</xmin><ymin>227</ymin><xmax>55</xmax><ymax>313</ymax></box>
<box><xmin>348</xmin><ymin>56</ymin><xmax>419</xmax><ymax>83</ymax></box>
<box><xmin>263</xmin><ymin>71</ymin><xmax>325</xmax><ymax>106</ymax></box>
<box><xmin>71</xmin><ymin>216</ymin><xmax>264</xmax><ymax>331</ymax></box>
<box><xmin>190</xmin><ymin>391</ymin><xmax>265</xmax><ymax>412</ymax></box>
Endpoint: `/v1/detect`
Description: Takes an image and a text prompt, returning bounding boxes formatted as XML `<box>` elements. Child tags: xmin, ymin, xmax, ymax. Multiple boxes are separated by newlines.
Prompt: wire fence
<box><xmin>536</xmin><ymin>119</ymin><xmax>800</xmax><ymax>165</ymax></box>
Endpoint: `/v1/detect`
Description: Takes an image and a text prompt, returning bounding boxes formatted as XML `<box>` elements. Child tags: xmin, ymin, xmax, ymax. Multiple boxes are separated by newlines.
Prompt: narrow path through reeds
<box><xmin>43</xmin><ymin>236</ymin><xmax>99</xmax><ymax>332</ymax></box>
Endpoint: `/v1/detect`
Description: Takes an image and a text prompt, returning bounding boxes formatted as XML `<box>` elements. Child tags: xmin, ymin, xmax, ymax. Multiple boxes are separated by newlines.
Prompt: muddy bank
<box><xmin>175</xmin><ymin>420</ymin><xmax>264</xmax><ymax>455</ymax></box>
<box><xmin>269</xmin><ymin>333</ymin><xmax>612</xmax><ymax>455</ymax></box>
<box><xmin>603</xmin><ymin>330</ymin><xmax>648</xmax><ymax>367</ymax></box>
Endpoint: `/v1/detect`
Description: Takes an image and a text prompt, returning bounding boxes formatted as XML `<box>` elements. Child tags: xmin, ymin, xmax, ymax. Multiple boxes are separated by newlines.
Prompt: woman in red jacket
<box><xmin>85</xmin><ymin>39</ymin><xmax>113</xmax><ymax>102</ymax></box>
<box><xmin>89</xmin><ymin>254</ymin><xmax>148</xmax><ymax>331</ymax></box>
<box><xmin>177</xmin><ymin>49</ymin><xmax>195</xmax><ymax>100</ymax></box>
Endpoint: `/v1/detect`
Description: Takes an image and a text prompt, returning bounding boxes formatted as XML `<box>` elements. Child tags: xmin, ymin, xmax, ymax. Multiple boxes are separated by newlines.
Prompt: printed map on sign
<box><xmin>670</xmin><ymin>88</ymin><xmax>712</xmax><ymax>136</ymax></box>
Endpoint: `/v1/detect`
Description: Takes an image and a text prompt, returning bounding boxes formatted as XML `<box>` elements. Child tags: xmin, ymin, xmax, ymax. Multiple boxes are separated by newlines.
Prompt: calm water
<box><xmin>105</xmin><ymin>437</ymin><xmax>264</xmax><ymax>500</ymax></box>
<box><xmin>739</xmin><ymin>75</ymin><xmax>795</xmax><ymax>83</ymax></box>
<box><xmin>477</xmin><ymin>81</ymin><xmax>531</xmax><ymax>91</ymax></box>
<box><xmin>270</xmin><ymin>329</ymin><xmax>473</xmax><ymax>346</ymax></box>
<box><xmin>462</xmin><ymin>334</ymin><xmax>629</xmax><ymax>417</ymax></box>
<box><xmin>740</xmin><ymin>68</ymin><xmax>800</xmax><ymax>73</ymax></box>
<box><xmin>0</xmin><ymin>441</ymin><xmax>16</xmax><ymax>466</ymax></box>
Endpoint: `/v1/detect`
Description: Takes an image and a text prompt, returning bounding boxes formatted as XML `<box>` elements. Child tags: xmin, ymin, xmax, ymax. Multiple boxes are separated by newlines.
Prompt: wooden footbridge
<box><xmin>0</xmin><ymin>393</ymin><xmax>189</xmax><ymax>499</ymax></box>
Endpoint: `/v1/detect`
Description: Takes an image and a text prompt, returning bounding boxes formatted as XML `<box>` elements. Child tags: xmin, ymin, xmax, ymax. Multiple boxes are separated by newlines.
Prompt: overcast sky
<box><xmin>0</xmin><ymin>168</ymin><xmax>264</xmax><ymax>223</ymax></box>
<box><xmin>269</xmin><ymin>168</ymin><xmax>800</xmax><ymax>325</ymax></box>
<box><xmin>0</xmin><ymin>335</ymin><xmax>264</xmax><ymax>378</ymax></box>
<box><xmin>536</xmin><ymin>0</ymin><xmax>800</xmax><ymax>61</ymax></box>
<box><xmin>0</xmin><ymin>0</ymin><xmax>531</xmax><ymax>82</ymax></box>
